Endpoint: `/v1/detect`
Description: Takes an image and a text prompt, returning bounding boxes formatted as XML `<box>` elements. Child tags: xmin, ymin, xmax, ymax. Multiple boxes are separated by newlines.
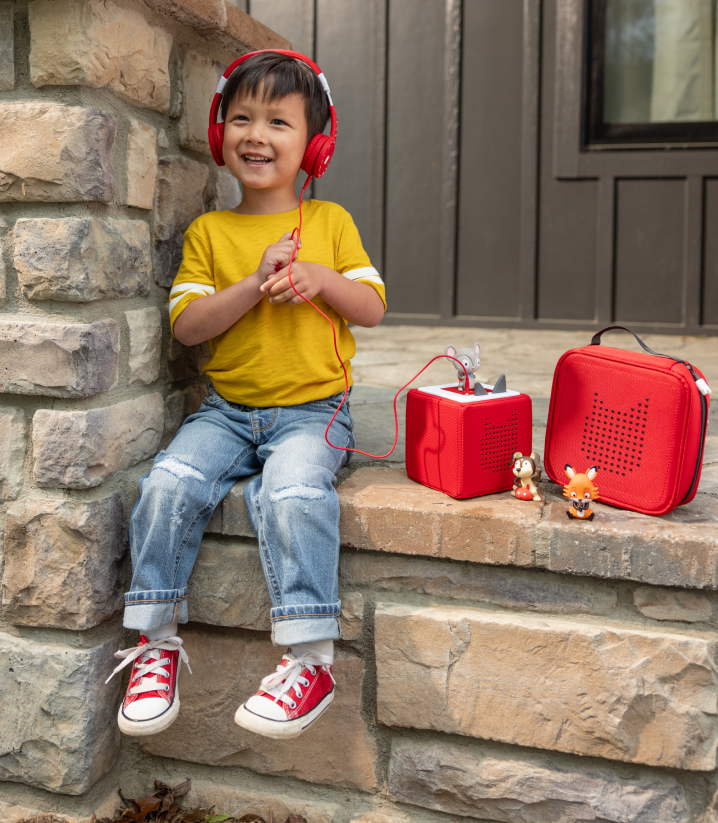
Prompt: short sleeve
<box><xmin>336</xmin><ymin>211</ymin><xmax>386</xmax><ymax>310</ymax></box>
<box><xmin>169</xmin><ymin>229</ymin><xmax>216</xmax><ymax>335</ymax></box>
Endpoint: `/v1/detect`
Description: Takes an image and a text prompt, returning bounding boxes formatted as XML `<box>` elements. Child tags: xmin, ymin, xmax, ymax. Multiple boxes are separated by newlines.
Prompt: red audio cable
<box><xmin>275</xmin><ymin>176</ymin><xmax>469</xmax><ymax>459</ymax></box>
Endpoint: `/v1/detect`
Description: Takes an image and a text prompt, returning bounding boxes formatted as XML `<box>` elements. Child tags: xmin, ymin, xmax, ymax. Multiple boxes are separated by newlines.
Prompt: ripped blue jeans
<box><xmin>124</xmin><ymin>385</ymin><xmax>354</xmax><ymax>645</ymax></box>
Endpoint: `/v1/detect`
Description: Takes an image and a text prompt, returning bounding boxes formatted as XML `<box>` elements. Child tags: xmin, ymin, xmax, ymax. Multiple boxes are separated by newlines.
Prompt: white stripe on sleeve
<box><xmin>342</xmin><ymin>266</ymin><xmax>384</xmax><ymax>286</ymax></box>
<box><xmin>170</xmin><ymin>282</ymin><xmax>216</xmax><ymax>297</ymax></box>
<box><xmin>169</xmin><ymin>283</ymin><xmax>216</xmax><ymax>313</ymax></box>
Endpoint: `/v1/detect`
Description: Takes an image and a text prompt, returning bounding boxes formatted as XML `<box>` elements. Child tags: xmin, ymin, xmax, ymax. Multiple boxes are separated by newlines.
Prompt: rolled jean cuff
<box><xmin>123</xmin><ymin>588</ymin><xmax>188</xmax><ymax>631</ymax></box>
<box><xmin>270</xmin><ymin>602</ymin><xmax>341</xmax><ymax>646</ymax></box>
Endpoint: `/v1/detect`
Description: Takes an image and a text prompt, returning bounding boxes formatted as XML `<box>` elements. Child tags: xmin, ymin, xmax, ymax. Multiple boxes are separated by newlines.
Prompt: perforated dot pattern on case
<box><xmin>481</xmin><ymin>409</ymin><xmax>520</xmax><ymax>474</ymax></box>
<box><xmin>580</xmin><ymin>392</ymin><xmax>649</xmax><ymax>476</ymax></box>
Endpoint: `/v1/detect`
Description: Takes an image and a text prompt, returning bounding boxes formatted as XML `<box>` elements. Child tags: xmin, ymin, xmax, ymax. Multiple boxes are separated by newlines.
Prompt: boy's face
<box><xmin>222</xmin><ymin>88</ymin><xmax>309</xmax><ymax>193</ymax></box>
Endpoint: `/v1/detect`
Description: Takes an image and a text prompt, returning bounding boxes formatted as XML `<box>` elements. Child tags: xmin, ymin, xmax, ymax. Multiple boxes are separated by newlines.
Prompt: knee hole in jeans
<box><xmin>268</xmin><ymin>485</ymin><xmax>327</xmax><ymax>503</ymax></box>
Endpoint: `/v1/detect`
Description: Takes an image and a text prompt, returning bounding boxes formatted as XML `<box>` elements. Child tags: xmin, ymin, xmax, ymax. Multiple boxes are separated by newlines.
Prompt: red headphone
<box><xmin>208</xmin><ymin>49</ymin><xmax>337</xmax><ymax>178</ymax></box>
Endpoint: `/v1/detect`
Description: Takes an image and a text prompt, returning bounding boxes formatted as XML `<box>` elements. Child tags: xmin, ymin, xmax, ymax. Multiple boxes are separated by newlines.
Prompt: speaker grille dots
<box><xmin>581</xmin><ymin>393</ymin><xmax>649</xmax><ymax>476</ymax></box>
<box><xmin>481</xmin><ymin>409</ymin><xmax>520</xmax><ymax>474</ymax></box>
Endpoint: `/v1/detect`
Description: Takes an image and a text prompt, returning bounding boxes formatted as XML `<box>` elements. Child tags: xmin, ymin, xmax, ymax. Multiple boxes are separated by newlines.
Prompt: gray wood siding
<box><xmin>704</xmin><ymin>179</ymin><xmax>718</xmax><ymax>326</ymax></box>
<box><xmin>614</xmin><ymin>180</ymin><xmax>686</xmax><ymax>325</ymax></box>
<box><xmin>537</xmin><ymin>179</ymin><xmax>598</xmax><ymax>322</ymax></box>
<box><xmin>314</xmin><ymin>0</ymin><xmax>386</xmax><ymax>271</ymax></box>
<box><xmin>538</xmin><ymin>0</ymin><xmax>597</xmax><ymax>322</ymax></box>
<box><xmin>384</xmin><ymin>0</ymin><xmax>449</xmax><ymax>316</ymax></box>
<box><xmin>456</xmin><ymin>0</ymin><xmax>524</xmax><ymax>320</ymax></box>
<box><xmin>244</xmin><ymin>0</ymin><xmax>717</xmax><ymax>334</ymax></box>
<box><xmin>248</xmin><ymin>0</ymin><xmax>314</xmax><ymax>56</ymax></box>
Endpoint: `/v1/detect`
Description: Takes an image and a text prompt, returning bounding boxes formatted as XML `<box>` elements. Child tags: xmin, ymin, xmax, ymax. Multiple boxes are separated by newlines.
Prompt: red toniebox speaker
<box><xmin>405</xmin><ymin>382</ymin><xmax>533</xmax><ymax>499</ymax></box>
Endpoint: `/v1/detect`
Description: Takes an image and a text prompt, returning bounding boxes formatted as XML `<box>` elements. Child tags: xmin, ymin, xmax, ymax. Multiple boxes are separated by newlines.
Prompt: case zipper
<box><xmin>590</xmin><ymin>327</ymin><xmax>711</xmax><ymax>506</ymax></box>
<box><xmin>679</xmin><ymin>363</ymin><xmax>710</xmax><ymax>505</ymax></box>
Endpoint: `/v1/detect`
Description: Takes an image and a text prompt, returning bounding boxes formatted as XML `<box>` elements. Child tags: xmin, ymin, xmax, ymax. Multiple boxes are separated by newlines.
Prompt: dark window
<box><xmin>587</xmin><ymin>0</ymin><xmax>718</xmax><ymax>146</ymax></box>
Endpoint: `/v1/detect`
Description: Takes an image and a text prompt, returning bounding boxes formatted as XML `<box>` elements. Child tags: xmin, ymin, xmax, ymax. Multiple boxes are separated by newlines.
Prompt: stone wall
<box><xmin>0</xmin><ymin>0</ymin><xmax>289</xmax><ymax>813</ymax></box>
<box><xmin>2</xmin><ymin>2</ymin><xmax>718</xmax><ymax>823</ymax></box>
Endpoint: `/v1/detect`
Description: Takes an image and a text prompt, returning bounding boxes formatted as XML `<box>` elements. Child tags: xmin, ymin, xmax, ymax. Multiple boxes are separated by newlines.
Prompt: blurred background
<box><xmin>233</xmin><ymin>0</ymin><xmax>718</xmax><ymax>336</ymax></box>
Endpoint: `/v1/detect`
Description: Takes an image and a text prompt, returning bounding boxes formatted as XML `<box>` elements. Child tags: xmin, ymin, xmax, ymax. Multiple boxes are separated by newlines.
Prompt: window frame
<box><xmin>585</xmin><ymin>0</ymin><xmax>718</xmax><ymax>148</ymax></box>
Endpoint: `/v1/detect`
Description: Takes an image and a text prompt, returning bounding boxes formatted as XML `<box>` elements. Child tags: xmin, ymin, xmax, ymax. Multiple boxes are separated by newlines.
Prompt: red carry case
<box><xmin>544</xmin><ymin>326</ymin><xmax>711</xmax><ymax>516</ymax></box>
<box><xmin>406</xmin><ymin>384</ymin><xmax>532</xmax><ymax>499</ymax></box>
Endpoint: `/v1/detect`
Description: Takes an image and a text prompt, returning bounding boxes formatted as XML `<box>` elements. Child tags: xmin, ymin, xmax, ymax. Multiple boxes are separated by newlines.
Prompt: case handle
<box><xmin>590</xmin><ymin>326</ymin><xmax>711</xmax><ymax>394</ymax></box>
<box><xmin>590</xmin><ymin>326</ymin><xmax>662</xmax><ymax>356</ymax></box>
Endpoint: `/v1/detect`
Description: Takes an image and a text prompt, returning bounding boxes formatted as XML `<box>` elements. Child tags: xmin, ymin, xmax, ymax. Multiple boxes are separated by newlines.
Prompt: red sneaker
<box><xmin>105</xmin><ymin>635</ymin><xmax>191</xmax><ymax>736</ymax></box>
<box><xmin>234</xmin><ymin>652</ymin><xmax>335</xmax><ymax>739</ymax></box>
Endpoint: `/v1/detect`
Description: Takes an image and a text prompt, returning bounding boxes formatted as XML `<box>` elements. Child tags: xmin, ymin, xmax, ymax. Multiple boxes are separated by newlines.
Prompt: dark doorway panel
<box><xmin>456</xmin><ymin>0</ymin><xmax>524</xmax><ymax>319</ymax></box>
<box><xmin>384</xmin><ymin>0</ymin><xmax>447</xmax><ymax>316</ymax></box>
<box><xmin>537</xmin><ymin>179</ymin><xmax>599</xmax><ymax>322</ymax></box>
<box><xmin>614</xmin><ymin>179</ymin><xmax>685</xmax><ymax>325</ymax></box>
<box><xmin>702</xmin><ymin>179</ymin><xmax>718</xmax><ymax>326</ymax></box>
<box><xmin>251</xmin><ymin>0</ymin><xmax>718</xmax><ymax>334</ymax></box>
<box><xmin>314</xmin><ymin>0</ymin><xmax>386</xmax><ymax>272</ymax></box>
<box><xmin>536</xmin><ymin>0</ymin><xmax>597</xmax><ymax>322</ymax></box>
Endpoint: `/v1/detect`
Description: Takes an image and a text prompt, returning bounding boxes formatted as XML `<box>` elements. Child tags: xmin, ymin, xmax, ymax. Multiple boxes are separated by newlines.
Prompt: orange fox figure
<box><xmin>563</xmin><ymin>464</ymin><xmax>599</xmax><ymax>522</ymax></box>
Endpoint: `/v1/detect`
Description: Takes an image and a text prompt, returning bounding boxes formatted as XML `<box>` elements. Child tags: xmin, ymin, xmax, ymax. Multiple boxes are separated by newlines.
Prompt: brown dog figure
<box><xmin>510</xmin><ymin>452</ymin><xmax>542</xmax><ymax>501</ymax></box>
<box><xmin>563</xmin><ymin>464</ymin><xmax>599</xmax><ymax>521</ymax></box>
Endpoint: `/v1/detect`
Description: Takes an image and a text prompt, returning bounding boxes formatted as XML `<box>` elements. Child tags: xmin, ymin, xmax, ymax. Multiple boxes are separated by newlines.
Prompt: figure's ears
<box><xmin>511</xmin><ymin>451</ymin><xmax>522</xmax><ymax>462</ymax></box>
<box><xmin>586</xmin><ymin>466</ymin><xmax>598</xmax><ymax>480</ymax></box>
<box><xmin>474</xmin><ymin>342</ymin><xmax>481</xmax><ymax>357</ymax></box>
<box><xmin>565</xmin><ymin>464</ymin><xmax>576</xmax><ymax>478</ymax></box>
<box><xmin>446</xmin><ymin>345</ymin><xmax>456</xmax><ymax>357</ymax></box>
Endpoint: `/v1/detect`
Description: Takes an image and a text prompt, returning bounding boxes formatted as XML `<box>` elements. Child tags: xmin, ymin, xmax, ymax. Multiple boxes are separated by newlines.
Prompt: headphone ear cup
<box><xmin>313</xmin><ymin>137</ymin><xmax>335</xmax><ymax>179</ymax></box>
<box><xmin>209</xmin><ymin>123</ymin><xmax>225</xmax><ymax>166</ymax></box>
<box><xmin>301</xmin><ymin>133</ymin><xmax>335</xmax><ymax>178</ymax></box>
<box><xmin>301</xmin><ymin>133</ymin><xmax>325</xmax><ymax>176</ymax></box>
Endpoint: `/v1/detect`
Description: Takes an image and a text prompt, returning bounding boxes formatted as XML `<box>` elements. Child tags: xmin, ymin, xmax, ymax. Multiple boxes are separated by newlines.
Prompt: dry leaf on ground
<box><xmin>20</xmin><ymin>778</ymin><xmax>312</xmax><ymax>823</ymax></box>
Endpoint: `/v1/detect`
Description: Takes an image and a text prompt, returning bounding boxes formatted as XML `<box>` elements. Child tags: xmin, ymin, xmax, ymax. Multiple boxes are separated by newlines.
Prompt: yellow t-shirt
<box><xmin>169</xmin><ymin>200</ymin><xmax>386</xmax><ymax>407</ymax></box>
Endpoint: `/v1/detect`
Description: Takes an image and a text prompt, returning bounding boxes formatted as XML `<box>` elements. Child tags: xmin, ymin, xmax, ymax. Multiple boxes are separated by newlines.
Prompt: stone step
<box><xmin>387</xmin><ymin>739</ymin><xmax>690</xmax><ymax>823</ymax></box>
<box><xmin>142</xmin><ymin>625</ymin><xmax>378</xmax><ymax>792</ymax></box>
<box><xmin>181</xmin><ymin>780</ymin><xmax>337</xmax><ymax>823</ymax></box>
<box><xmin>207</xmin><ymin>465</ymin><xmax>718</xmax><ymax>590</ymax></box>
<box><xmin>375</xmin><ymin>602</ymin><xmax>718</xmax><ymax>771</ymax></box>
<box><xmin>188</xmin><ymin>536</ymin><xmax>367</xmax><ymax>636</ymax></box>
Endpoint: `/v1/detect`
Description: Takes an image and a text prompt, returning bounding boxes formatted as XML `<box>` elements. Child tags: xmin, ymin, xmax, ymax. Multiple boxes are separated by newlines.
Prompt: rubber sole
<box><xmin>234</xmin><ymin>690</ymin><xmax>334</xmax><ymax>739</ymax></box>
<box><xmin>118</xmin><ymin>691</ymin><xmax>180</xmax><ymax>737</ymax></box>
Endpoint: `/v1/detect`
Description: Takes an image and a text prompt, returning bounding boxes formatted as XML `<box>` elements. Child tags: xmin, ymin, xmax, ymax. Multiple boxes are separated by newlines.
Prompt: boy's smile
<box><xmin>243</xmin><ymin>154</ymin><xmax>271</xmax><ymax>166</ymax></box>
<box><xmin>222</xmin><ymin>90</ymin><xmax>308</xmax><ymax>209</ymax></box>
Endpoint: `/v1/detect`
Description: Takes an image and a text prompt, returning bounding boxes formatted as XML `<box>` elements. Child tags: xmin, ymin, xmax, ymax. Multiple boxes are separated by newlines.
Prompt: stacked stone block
<box><xmin>0</xmin><ymin>0</ymin><xmax>289</xmax><ymax>813</ymax></box>
<box><xmin>14</xmin><ymin>217</ymin><xmax>151</xmax><ymax>302</ymax></box>
<box><xmin>0</xmin><ymin>102</ymin><xmax>116</xmax><ymax>202</ymax></box>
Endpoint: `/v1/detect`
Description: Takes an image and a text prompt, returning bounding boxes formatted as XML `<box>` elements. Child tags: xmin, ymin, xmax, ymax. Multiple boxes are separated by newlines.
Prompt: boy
<box><xmin>106</xmin><ymin>51</ymin><xmax>386</xmax><ymax>739</ymax></box>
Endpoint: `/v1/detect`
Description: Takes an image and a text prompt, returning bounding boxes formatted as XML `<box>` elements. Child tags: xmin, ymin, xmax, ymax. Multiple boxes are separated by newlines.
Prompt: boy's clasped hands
<box><xmin>256</xmin><ymin>231</ymin><xmax>321</xmax><ymax>305</ymax></box>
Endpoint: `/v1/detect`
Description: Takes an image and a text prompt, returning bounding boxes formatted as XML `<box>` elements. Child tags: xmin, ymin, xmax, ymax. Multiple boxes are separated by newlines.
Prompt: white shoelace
<box><xmin>105</xmin><ymin>636</ymin><xmax>192</xmax><ymax>696</ymax></box>
<box><xmin>260</xmin><ymin>653</ymin><xmax>335</xmax><ymax>710</ymax></box>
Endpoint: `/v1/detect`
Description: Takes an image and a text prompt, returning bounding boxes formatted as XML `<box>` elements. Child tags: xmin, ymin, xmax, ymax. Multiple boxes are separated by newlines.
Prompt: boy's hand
<box><xmin>261</xmin><ymin>261</ymin><xmax>325</xmax><ymax>305</ymax></box>
<box><xmin>255</xmin><ymin>232</ymin><xmax>301</xmax><ymax>284</ymax></box>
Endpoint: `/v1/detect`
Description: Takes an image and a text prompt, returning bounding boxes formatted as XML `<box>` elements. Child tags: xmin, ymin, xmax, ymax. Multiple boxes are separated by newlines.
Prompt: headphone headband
<box><xmin>207</xmin><ymin>49</ymin><xmax>337</xmax><ymax>177</ymax></box>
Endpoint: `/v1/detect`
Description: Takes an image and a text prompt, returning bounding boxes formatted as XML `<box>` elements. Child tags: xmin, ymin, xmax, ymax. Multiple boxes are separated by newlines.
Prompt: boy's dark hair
<box><xmin>220</xmin><ymin>52</ymin><xmax>330</xmax><ymax>141</ymax></box>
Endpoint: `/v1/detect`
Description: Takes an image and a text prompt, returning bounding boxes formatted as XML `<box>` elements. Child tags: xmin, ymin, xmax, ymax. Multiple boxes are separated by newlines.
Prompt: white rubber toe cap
<box><xmin>123</xmin><ymin>696</ymin><xmax>169</xmax><ymax>721</ymax></box>
<box><xmin>244</xmin><ymin>694</ymin><xmax>289</xmax><ymax>721</ymax></box>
